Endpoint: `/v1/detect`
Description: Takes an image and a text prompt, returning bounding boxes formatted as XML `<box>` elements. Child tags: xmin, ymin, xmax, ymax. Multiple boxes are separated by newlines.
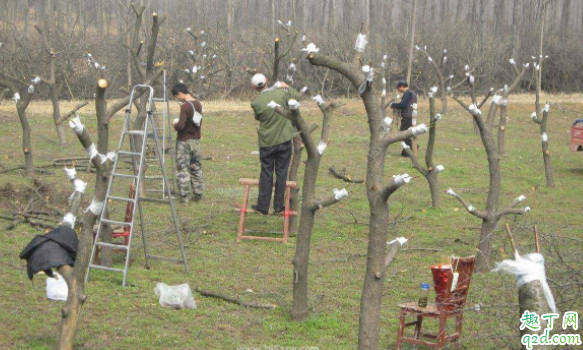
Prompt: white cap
<box><xmin>251</xmin><ymin>73</ymin><xmax>267</xmax><ymax>88</ymax></box>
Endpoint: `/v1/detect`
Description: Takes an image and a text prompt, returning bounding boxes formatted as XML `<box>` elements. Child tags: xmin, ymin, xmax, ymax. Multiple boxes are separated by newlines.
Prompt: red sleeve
<box><xmin>173</xmin><ymin>103</ymin><xmax>189</xmax><ymax>131</ymax></box>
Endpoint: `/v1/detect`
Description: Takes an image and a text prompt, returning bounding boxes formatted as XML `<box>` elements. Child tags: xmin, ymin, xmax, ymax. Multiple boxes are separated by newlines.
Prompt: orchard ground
<box><xmin>0</xmin><ymin>94</ymin><xmax>581</xmax><ymax>349</ymax></box>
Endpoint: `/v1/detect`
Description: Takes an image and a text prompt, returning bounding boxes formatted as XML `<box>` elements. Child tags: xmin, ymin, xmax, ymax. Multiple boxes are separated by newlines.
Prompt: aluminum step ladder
<box><xmin>85</xmin><ymin>84</ymin><xmax>189</xmax><ymax>286</ymax></box>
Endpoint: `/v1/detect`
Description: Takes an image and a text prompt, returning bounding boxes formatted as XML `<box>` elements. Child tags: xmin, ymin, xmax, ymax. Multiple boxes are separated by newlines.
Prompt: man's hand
<box><xmin>173</xmin><ymin>118</ymin><xmax>179</xmax><ymax>126</ymax></box>
<box><xmin>389</xmin><ymin>102</ymin><xmax>395</xmax><ymax>108</ymax></box>
<box><xmin>275</xmin><ymin>81</ymin><xmax>289</xmax><ymax>89</ymax></box>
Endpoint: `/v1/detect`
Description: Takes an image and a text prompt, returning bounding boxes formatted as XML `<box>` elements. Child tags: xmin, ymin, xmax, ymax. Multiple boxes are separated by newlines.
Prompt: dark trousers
<box><xmin>257</xmin><ymin>140</ymin><xmax>293</xmax><ymax>213</ymax></box>
<box><xmin>400</xmin><ymin>116</ymin><xmax>413</xmax><ymax>155</ymax></box>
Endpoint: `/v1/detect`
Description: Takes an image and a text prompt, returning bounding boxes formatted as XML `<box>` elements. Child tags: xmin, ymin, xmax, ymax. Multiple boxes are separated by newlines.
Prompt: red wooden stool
<box><xmin>93</xmin><ymin>184</ymin><xmax>135</xmax><ymax>262</ymax></box>
<box><xmin>570</xmin><ymin>119</ymin><xmax>583</xmax><ymax>152</ymax></box>
<box><xmin>236</xmin><ymin>178</ymin><xmax>297</xmax><ymax>243</ymax></box>
<box><xmin>395</xmin><ymin>256</ymin><xmax>476</xmax><ymax>350</ymax></box>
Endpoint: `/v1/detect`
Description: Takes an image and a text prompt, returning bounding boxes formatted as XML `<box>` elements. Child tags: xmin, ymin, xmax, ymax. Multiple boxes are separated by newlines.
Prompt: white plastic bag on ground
<box><xmin>46</xmin><ymin>273</ymin><xmax>68</xmax><ymax>301</ymax></box>
<box><xmin>154</xmin><ymin>283</ymin><xmax>197</xmax><ymax>310</ymax></box>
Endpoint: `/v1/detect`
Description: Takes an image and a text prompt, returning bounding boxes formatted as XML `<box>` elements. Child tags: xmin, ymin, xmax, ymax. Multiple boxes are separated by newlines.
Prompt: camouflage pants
<box><xmin>175</xmin><ymin>139</ymin><xmax>203</xmax><ymax>201</ymax></box>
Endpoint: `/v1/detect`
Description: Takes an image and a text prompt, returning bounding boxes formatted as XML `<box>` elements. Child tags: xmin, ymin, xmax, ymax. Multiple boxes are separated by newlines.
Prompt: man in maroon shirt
<box><xmin>171</xmin><ymin>83</ymin><xmax>204</xmax><ymax>203</ymax></box>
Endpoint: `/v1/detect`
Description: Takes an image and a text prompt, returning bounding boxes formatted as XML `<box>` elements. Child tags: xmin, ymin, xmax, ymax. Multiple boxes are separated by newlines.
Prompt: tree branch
<box><xmin>56</xmin><ymin>102</ymin><xmax>89</xmax><ymax>125</ymax></box>
<box><xmin>446</xmin><ymin>189</ymin><xmax>487</xmax><ymax>219</ymax></box>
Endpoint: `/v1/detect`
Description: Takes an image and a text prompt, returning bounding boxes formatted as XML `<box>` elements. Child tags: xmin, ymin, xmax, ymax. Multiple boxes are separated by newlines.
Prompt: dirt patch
<box><xmin>0</xmin><ymin>180</ymin><xmax>70</xmax><ymax>214</ymax></box>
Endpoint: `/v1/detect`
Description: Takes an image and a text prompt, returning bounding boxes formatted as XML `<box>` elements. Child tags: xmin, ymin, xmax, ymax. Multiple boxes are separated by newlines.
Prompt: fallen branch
<box><xmin>195</xmin><ymin>288</ymin><xmax>277</xmax><ymax>309</ymax></box>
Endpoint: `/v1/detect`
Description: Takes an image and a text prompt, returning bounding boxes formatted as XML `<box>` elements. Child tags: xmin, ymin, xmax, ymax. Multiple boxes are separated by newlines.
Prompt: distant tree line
<box><xmin>0</xmin><ymin>0</ymin><xmax>580</xmax><ymax>100</ymax></box>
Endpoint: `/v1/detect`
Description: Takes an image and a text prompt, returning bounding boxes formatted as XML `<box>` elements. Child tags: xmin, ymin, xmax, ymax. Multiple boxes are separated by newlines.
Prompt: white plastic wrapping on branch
<box><xmin>523</xmin><ymin>206</ymin><xmax>531</xmax><ymax>213</ymax></box>
<box><xmin>492</xmin><ymin>95</ymin><xmax>502</xmax><ymax>105</ymax></box>
<box><xmin>388</xmin><ymin>237</ymin><xmax>408</xmax><ymax>246</ymax></box>
<box><xmin>317</xmin><ymin>141</ymin><xmax>327</xmax><ymax>155</ymax></box>
<box><xmin>446</xmin><ymin>188</ymin><xmax>456</xmax><ymax>196</ymax></box>
<box><xmin>468</xmin><ymin>205</ymin><xmax>476</xmax><ymax>212</ymax></box>
<box><xmin>301</xmin><ymin>35</ymin><xmax>306</xmax><ymax>42</ymax></box>
<box><xmin>73</xmin><ymin>179</ymin><xmax>87</xmax><ymax>193</ymax></box>
<box><xmin>85</xmin><ymin>143</ymin><xmax>98</xmax><ymax>160</ymax></box>
<box><xmin>401</xmin><ymin>141</ymin><xmax>410</xmax><ymax>150</ymax></box>
<box><xmin>411</xmin><ymin>123</ymin><xmax>429</xmax><ymax>135</ymax></box>
<box><xmin>531</xmin><ymin>112</ymin><xmax>538</xmax><ymax>120</ymax></box>
<box><xmin>429</xmin><ymin>86</ymin><xmax>438</xmax><ymax>94</ymax></box>
<box><xmin>12</xmin><ymin>92</ymin><xmax>21</xmax><ymax>102</ymax></box>
<box><xmin>188</xmin><ymin>50</ymin><xmax>195</xmax><ymax>56</ymax></box>
<box><xmin>267</xmin><ymin>101</ymin><xmax>281</xmax><ymax>109</ymax></box>
<box><xmin>200</xmin><ymin>41</ymin><xmax>206</xmax><ymax>48</ymax></box>
<box><xmin>68</xmin><ymin>115</ymin><xmax>85</xmax><ymax>135</ymax></box>
<box><xmin>541</xmin><ymin>132</ymin><xmax>548</xmax><ymax>142</ymax></box>
<box><xmin>516</xmin><ymin>195</ymin><xmax>526</xmax><ymax>202</ymax></box>
<box><xmin>383</xmin><ymin>117</ymin><xmax>393</xmax><ymax>127</ymax></box>
<box><xmin>434</xmin><ymin>113</ymin><xmax>442</xmax><ymax>121</ymax></box>
<box><xmin>354</xmin><ymin>33</ymin><xmax>368</xmax><ymax>52</ymax></box>
<box><xmin>442</xmin><ymin>56</ymin><xmax>447</xmax><ymax>64</ymax></box>
<box><xmin>333</xmin><ymin>188</ymin><xmax>349</xmax><ymax>201</ymax></box>
<box><xmin>392</xmin><ymin>173</ymin><xmax>412</xmax><ymax>186</ymax></box>
<box><xmin>543</xmin><ymin>104</ymin><xmax>550</xmax><ymax>113</ymax></box>
<box><xmin>427</xmin><ymin>56</ymin><xmax>433</xmax><ymax>63</ymax></box>
<box><xmin>64</xmin><ymin>167</ymin><xmax>76</xmax><ymax>180</ymax></box>
<box><xmin>62</xmin><ymin>213</ymin><xmax>76</xmax><ymax>227</ymax></box>
<box><xmin>381</xmin><ymin>89</ymin><xmax>387</xmax><ymax>98</ymax></box>
<box><xmin>300</xmin><ymin>86</ymin><xmax>308</xmax><ymax>94</ymax></box>
<box><xmin>106</xmin><ymin>151</ymin><xmax>117</xmax><ymax>163</ymax></box>
<box><xmin>468</xmin><ymin>104</ymin><xmax>482</xmax><ymax>116</ymax></box>
<box><xmin>509</xmin><ymin>58</ymin><xmax>516</xmax><ymax>65</ymax></box>
<box><xmin>311</xmin><ymin>95</ymin><xmax>325</xmax><ymax>106</ymax></box>
<box><xmin>287</xmin><ymin>99</ymin><xmax>300</xmax><ymax>111</ymax></box>
<box><xmin>435</xmin><ymin>165</ymin><xmax>445</xmax><ymax>173</ymax></box>
<box><xmin>85</xmin><ymin>197</ymin><xmax>104</xmax><ymax>215</ymax></box>
<box><xmin>28</xmin><ymin>85</ymin><xmax>35</xmax><ymax>94</ymax></box>
<box><xmin>492</xmin><ymin>251</ymin><xmax>557</xmax><ymax>313</ymax></box>
<box><xmin>301</xmin><ymin>43</ymin><xmax>319</xmax><ymax>54</ymax></box>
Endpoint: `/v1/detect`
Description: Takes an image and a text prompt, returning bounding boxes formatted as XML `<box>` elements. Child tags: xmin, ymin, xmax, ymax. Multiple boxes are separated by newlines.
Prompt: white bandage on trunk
<box><xmin>288</xmin><ymin>99</ymin><xmax>300</xmax><ymax>110</ymax></box>
<box><xmin>492</xmin><ymin>252</ymin><xmax>557</xmax><ymax>312</ymax></box>
<box><xmin>317</xmin><ymin>141</ymin><xmax>327</xmax><ymax>155</ymax></box>
<box><xmin>383</xmin><ymin>117</ymin><xmax>393</xmax><ymax>127</ymax></box>
<box><xmin>435</xmin><ymin>165</ymin><xmax>445</xmax><ymax>173</ymax></box>
<box><xmin>427</xmin><ymin>56</ymin><xmax>433</xmax><ymax>63</ymax></box>
<box><xmin>85</xmin><ymin>197</ymin><xmax>104</xmax><ymax>215</ymax></box>
<box><xmin>492</xmin><ymin>95</ymin><xmax>502</xmax><ymax>105</ymax></box>
<box><xmin>69</xmin><ymin>115</ymin><xmax>85</xmax><ymax>135</ymax></box>
<box><xmin>73</xmin><ymin>179</ymin><xmax>87</xmax><ymax>193</ymax></box>
<box><xmin>429</xmin><ymin>86</ymin><xmax>438</xmax><ymax>94</ymax></box>
<box><xmin>267</xmin><ymin>101</ymin><xmax>281</xmax><ymax>109</ymax></box>
<box><xmin>62</xmin><ymin>213</ymin><xmax>76</xmax><ymax>228</ymax></box>
<box><xmin>333</xmin><ymin>188</ymin><xmax>349</xmax><ymax>201</ymax></box>
<box><xmin>509</xmin><ymin>58</ymin><xmax>516</xmax><ymax>65</ymax></box>
<box><xmin>446</xmin><ymin>188</ymin><xmax>456</xmax><ymax>196</ymax></box>
<box><xmin>354</xmin><ymin>33</ymin><xmax>368</xmax><ymax>52</ymax></box>
<box><xmin>543</xmin><ymin>104</ymin><xmax>550</xmax><ymax>113</ymax></box>
<box><xmin>311</xmin><ymin>95</ymin><xmax>325</xmax><ymax>105</ymax></box>
<box><xmin>468</xmin><ymin>205</ymin><xmax>476</xmax><ymax>212</ymax></box>
<box><xmin>388</xmin><ymin>237</ymin><xmax>408</xmax><ymax>246</ymax></box>
<box><xmin>468</xmin><ymin>104</ymin><xmax>482</xmax><ymax>116</ymax></box>
<box><xmin>411</xmin><ymin>123</ymin><xmax>429</xmax><ymax>135</ymax></box>
<box><xmin>381</xmin><ymin>89</ymin><xmax>387</xmax><ymax>97</ymax></box>
<box><xmin>435</xmin><ymin>113</ymin><xmax>442</xmax><ymax>121</ymax></box>
<box><xmin>531</xmin><ymin>112</ymin><xmax>538</xmax><ymax>120</ymax></box>
<box><xmin>106</xmin><ymin>151</ymin><xmax>117</xmax><ymax>163</ymax></box>
<box><xmin>64</xmin><ymin>167</ymin><xmax>76</xmax><ymax>180</ymax></box>
<box><xmin>392</xmin><ymin>173</ymin><xmax>412</xmax><ymax>185</ymax></box>
<box><xmin>28</xmin><ymin>85</ymin><xmax>35</xmax><ymax>94</ymax></box>
<box><xmin>541</xmin><ymin>132</ymin><xmax>548</xmax><ymax>142</ymax></box>
<box><xmin>13</xmin><ymin>92</ymin><xmax>21</xmax><ymax>101</ymax></box>
<box><xmin>85</xmin><ymin>143</ymin><xmax>98</xmax><ymax>160</ymax></box>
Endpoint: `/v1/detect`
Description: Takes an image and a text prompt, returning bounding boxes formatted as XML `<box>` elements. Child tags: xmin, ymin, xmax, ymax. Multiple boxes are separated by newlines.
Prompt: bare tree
<box><xmin>405</xmin><ymin>0</ymin><xmax>417</xmax><ymax>85</ymax></box>
<box><xmin>402</xmin><ymin>92</ymin><xmax>444</xmax><ymax>207</ymax></box>
<box><xmin>450</xmin><ymin>66</ymin><xmax>531</xmax><ymax>272</ymax></box>
<box><xmin>274</xmin><ymin>96</ymin><xmax>345</xmax><ymax>321</ymax></box>
<box><xmin>305</xmin><ymin>39</ymin><xmax>428</xmax><ymax>349</ymax></box>
<box><xmin>416</xmin><ymin>45</ymin><xmax>450</xmax><ymax>114</ymax></box>
<box><xmin>530</xmin><ymin>0</ymin><xmax>555</xmax><ymax>188</ymax></box>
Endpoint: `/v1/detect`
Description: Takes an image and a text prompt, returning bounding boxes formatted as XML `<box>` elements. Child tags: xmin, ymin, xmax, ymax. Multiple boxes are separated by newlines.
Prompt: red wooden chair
<box><xmin>235</xmin><ymin>178</ymin><xmax>297</xmax><ymax>243</ymax></box>
<box><xmin>93</xmin><ymin>184</ymin><xmax>135</xmax><ymax>262</ymax></box>
<box><xmin>395</xmin><ymin>256</ymin><xmax>476</xmax><ymax>350</ymax></box>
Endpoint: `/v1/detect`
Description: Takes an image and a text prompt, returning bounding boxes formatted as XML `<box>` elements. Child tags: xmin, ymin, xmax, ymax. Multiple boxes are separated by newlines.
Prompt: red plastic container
<box><xmin>571</xmin><ymin>119</ymin><xmax>583</xmax><ymax>152</ymax></box>
<box><xmin>431</xmin><ymin>264</ymin><xmax>454</xmax><ymax>310</ymax></box>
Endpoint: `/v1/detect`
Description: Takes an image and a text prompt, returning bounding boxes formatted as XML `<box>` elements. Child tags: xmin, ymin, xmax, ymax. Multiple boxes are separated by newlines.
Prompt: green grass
<box><xmin>0</xmin><ymin>97</ymin><xmax>581</xmax><ymax>349</ymax></box>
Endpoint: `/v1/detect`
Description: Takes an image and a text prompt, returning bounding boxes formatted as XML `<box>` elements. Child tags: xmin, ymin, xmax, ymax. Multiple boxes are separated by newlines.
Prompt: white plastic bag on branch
<box><xmin>388</xmin><ymin>237</ymin><xmax>408</xmax><ymax>246</ymax></box>
<box><xmin>333</xmin><ymin>188</ymin><xmax>349</xmax><ymax>201</ymax></box>
<box><xmin>64</xmin><ymin>167</ymin><xmax>76</xmax><ymax>180</ymax></box>
<box><xmin>287</xmin><ymin>99</ymin><xmax>300</xmax><ymax>111</ymax></box>
<box><xmin>492</xmin><ymin>252</ymin><xmax>557</xmax><ymax>312</ymax></box>
<box><xmin>12</xmin><ymin>92</ymin><xmax>21</xmax><ymax>102</ymax></box>
<box><xmin>46</xmin><ymin>273</ymin><xmax>68</xmax><ymax>301</ymax></box>
<box><xmin>311</xmin><ymin>95</ymin><xmax>325</xmax><ymax>106</ymax></box>
<box><xmin>317</xmin><ymin>141</ymin><xmax>327</xmax><ymax>155</ymax></box>
<box><xmin>301</xmin><ymin>43</ymin><xmax>319</xmax><ymax>54</ymax></box>
<box><xmin>153</xmin><ymin>283</ymin><xmax>197</xmax><ymax>310</ymax></box>
<box><xmin>354</xmin><ymin>33</ymin><xmax>368</xmax><ymax>53</ymax></box>
<box><xmin>69</xmin><ymin>115</ymin><xmax>85</xmax><ymax>135</ymax></box>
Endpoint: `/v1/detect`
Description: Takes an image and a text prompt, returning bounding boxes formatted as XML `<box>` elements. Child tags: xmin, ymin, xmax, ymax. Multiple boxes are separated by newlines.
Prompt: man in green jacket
<box><xmin>249</xmin><ymin>73</ymin><xmax>299</xmax><ymax>215</ymax></box>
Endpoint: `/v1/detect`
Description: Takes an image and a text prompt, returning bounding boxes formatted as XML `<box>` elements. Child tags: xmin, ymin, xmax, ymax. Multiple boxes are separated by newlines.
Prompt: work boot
<box><xmin>251</xmin><ymin>204</ymin><xmax>268</xmax><ymax>216</ymax></box>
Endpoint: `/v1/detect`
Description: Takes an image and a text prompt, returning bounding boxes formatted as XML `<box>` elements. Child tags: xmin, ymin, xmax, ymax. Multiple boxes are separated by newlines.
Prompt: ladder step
<box><xmin>112</xmin><ymin>172</ymin><xmax>138</xmax><ymax>179</ymax></box>
<box><xmin>117</xmin><ymin>151</ymin><xmax>142</xmax><ymax>157</ymax></box>
<box><xmin>96</xmin><ymin>242</ymin><xmax>129</xmax><ymax>250</ymax></box>
<box><xmin>125</xmin><ymin>130</ymin><xmax>145</xmax><ymax>136</ymax></box>
<box><xmin>88</xmin><ymin>264</ymin><xmax>125</xmax><ymax>273</ymax></box>
<box><xmin>101</xmin><ymin>218</ymin><xmax>133</xmax><ymax>226</ymax></box>
<box><xmin>107</xmin><ymin>196</ymin><xmax>135</xmax><ymax>203</ymax></box>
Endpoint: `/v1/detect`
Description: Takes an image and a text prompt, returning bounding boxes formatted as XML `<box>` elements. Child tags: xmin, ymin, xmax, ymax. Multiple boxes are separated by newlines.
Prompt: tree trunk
<box><xmin>288</xmin><ymin>136</ymin><xmax>303</xmax><ymax>234</ymax></box>
<box><xmin>427</xmin><ymin>172</ymin><xmax>440</xmax><ymax>208</ymax></box>
<box><xmin>476</xmin><ymin>217</ymin><xmax>498</xmax><ymax>272</ymax></box>
<box><xmin>405</xmin><ymin>0</ymin><xmax>417</xmax><ymax>85</ymax></box>
<box><xmin>518</xmin><ymin>280</ymin><xmax>554</xmax><ymax>350</ymax></box>
<box><xmin>498</xmin><ymin>104</ymin><xmax>508</xmax><ymax>155</ymax></box>
<box><xmin>17</xmin><ymin>101</ymin><xmax>34</xmax><ymax>174</ymax></box>
<box><xmin>51</xmin><ymin>87</ymin><xmax>68</xmax><ymax>146</ymax></box>
<box><xmin>511</xmin><ymin>0</ymin><xmax>522</xmax><ymax>59</ymax></box>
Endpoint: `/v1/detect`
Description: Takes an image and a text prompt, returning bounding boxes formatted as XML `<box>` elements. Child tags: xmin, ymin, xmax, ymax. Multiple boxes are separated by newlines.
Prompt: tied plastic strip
<box><xmin>62</xmin><ymin>213</ymin><xmax>76</xmax><ymax>228</ymax></box>
<box><xmin>541</xmin><ymin>132</ymin><xmax>548</xmax><ymax>142</ymax></box>
<box><xmin>301</xmin><ymin>43</ymin><xmax>319</xmax><ymax>54</ymax></box>
<box><xmin>383</xmin><ymin>117</ymin><xmax>393</xmax><ymax>127</ymax></box>
<box><xmin>85</xmin><ymin>144</ymin><xmax>98</xmax><ymax>160</ymax></box>
<box><xmin>392</xmin><ymin>173</ymin><xmax>412</xmax><ymax>186</ymax></box>
<box><xmin>317</xmin><ymin>141</ymin><xmax>327</xmax><ymax>155</ymax></box>
<box><xmin>401</xmin><ymin>141</ymin><xmax>410</xmax><ymax>150</ymax></box>
<box><xmin>106</xmin><ymin>151</ymin><xmax>117</xmax><ymax>163</ymax></box>
<box><xmin>333</xmin><ymin>188</ymin><xmax>349</xmax><ymax>201</ymax></box>
<box><xmin>69</xmin><ymin>115</ymin><xmax>85</xmax><ymax>135</ymax></box>
<box><xmin>492</xmin><ymin>252</ymin><xmax>557</xmax><ymax>313</ymax></box>
<box><xmin>267</xmin><ymin>101</ymin><xmax>281</xmax><ymax>109</ymax></box>
<box><xmin>311</xmin><ymin>95</ymin><xmax>325</xmax><ymax>106</ymax></box>
<box><xmin>288</xmin><ymin>99</ymin><xmax>301</xmax><ymax>111</ymax></box>
<box><xmin>354</xmin><ymin>33</ymin><xmax>368</xmax><ymax>53</ymax></box>
<box><xmin>468</xmin><ymin>104</ymin><xmax>482</xmax><ymax>116</ymax></box>
<box><xmin>411</xmin><ymin>123</ymin><xmax>429</xmax><ymax>135</ymax></box>
<box><xmin>381</xmin><ymin>89</ymin><xmax>387</xmax><ymax>97</ymax></box>
<box><xmin>435</xmin><ymin>165</ymin><xmax>445</xmax><ymax>173</ymax></box>
<box><xmin>358</xmin><ymin>66</ymin><xmax>374</xmax><ymax>96</ymax></box>
<box><xmin>73</xmin><ymin>179</ymin><xmax>87</xmax><ymax>193</ymax></box>
<box><xmin>446</xmin><ymin>188</ymin><xmax>456</xmax><ymax>196</ymax></box>
<box><xmin>543</xmin><ymin>104</ymin><xmax>550</xmax><ymax>113</ymax></box>
<box><xmin>28</xmin><ymin>85</ymin><xmax>35</xmax><ymax>94</ymax></box>
<box><xmin>85</xmin><ymin>197</ymin><xmax>104</xmax><ymax>215</ymax></box>
<box><xmin>509</xmin><ymin>58</ymin><xmax>516</xmax><ymax>65</ymax></box>
<box><xmin>300</xmin><ymin>86</ymin><xmax>309</xmax><ymax>94</ymax></box>
<box><xmin>13</xmin><ymin>92</ymin><xmax>21</xmax><ymax>101</ymax></box>
<box><xmin>429</xmin><ymin>86</ymin><xmax>438</xmax><ymax>94</ymax></box>
<box><xmin>492</xmin><ymin>95</ymin><xmax>502</xmax><ymax>105</ymax></box>
<box><xmin>64</xmin><ymin>167</ymin><xmax>76</xmax><ymax>180</ymax></box>
<box><xmin>388</xmin><ymin>237</ymin><xmax>408</xmax><ymax>246</ymax></box>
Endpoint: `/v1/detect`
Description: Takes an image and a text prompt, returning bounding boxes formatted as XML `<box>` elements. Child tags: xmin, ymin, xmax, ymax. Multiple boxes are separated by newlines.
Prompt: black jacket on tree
<box><xmin>19</xmin><ymin>225</ymin><xmax>79</xmax><ymax>280</ymax></box>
